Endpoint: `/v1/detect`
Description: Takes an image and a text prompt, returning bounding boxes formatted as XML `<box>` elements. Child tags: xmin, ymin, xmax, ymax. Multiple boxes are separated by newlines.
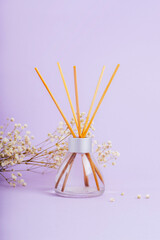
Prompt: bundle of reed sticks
<box><xmin>35</xmin><ymin>63</ymin><xmax>120</xmax><ymax>192</ymax></box>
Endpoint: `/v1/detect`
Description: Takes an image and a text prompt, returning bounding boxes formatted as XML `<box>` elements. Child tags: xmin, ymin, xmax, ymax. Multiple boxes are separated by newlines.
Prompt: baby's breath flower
<box><xmin>11</xmin><ymin>173</ymin><xmax>17</xmax><ymax>181</ymax></box>
<box><xmin>14</xmin><ymin>154</ymin><xmax>19</xmax><ymax>160</ymax></box>
<box><xmin>24</xmin><ymin>124</ymin><xmax>28</xmax><ymax>128</ymax></box>
<box><xmin>137</xmin><ymin>194</ymin><xmax>141</xmax><ymax>199</ymax></box>
<box><xmin>10</xmin><ymin>118</ymin><xmax>15</xmax><ymax>122</ymax></box>
<box><xmin>102</xmin><ymin>143</ymin><xmax>107</xmax><ymax>148</ymax></box>
<box><xmin>110</xmin><ymin>198</ymin><xmax>115</xmax><ymax>202</ymax></box>
<box><xmin>116</xmin><ymin>152</ymin><xmax>120</xmax><ymax>157</ymax></box>
<box><xmin>17</xmin><ymin>135</ymin><xmax>22</xmax><ymax>140</ymax></box>
<box><xmin>19</xmin><ymin>179</ymin><xmax>24</xmax><ymax>184</ymax></box>
<box><xmin>10</xmin><ymin>182</ymin><xmax>16</xmax><ymax>187</ymax></box>
<box><xmin>2</xmin><ymin>138</ymin><xmax>9</xmax><ymax>144</ymax></box>
<box><xmin>90</xmin><ymin>125</ymin><xmax>95</xmax><ymax>131</ymax></box>
<box><xmin>18</xmin><ymin>172</ymin><xmax>22</xmax><ymax>177</ymax></box>
<box><xmin>1</xmin><ymin>161</ymin><xmax>9</xmax><ymax>167</ymax></box>
<box><xmin>24</xmin><ymin>135</ymin><xmax>30</xmax><ymax>144</ymax></box>
<box><xmin>17</xmin><ymin>146</ymin><xmax>22</xmax><ymax>152</ymax></box>
<box><xmin>86</xmin><ymin>132</ymin><xmax>91</xmax><ymax>137</ymax></box>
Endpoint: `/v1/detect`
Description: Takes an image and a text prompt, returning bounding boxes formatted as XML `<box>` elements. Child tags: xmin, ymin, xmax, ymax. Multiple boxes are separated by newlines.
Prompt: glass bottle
<box><xmin>54</xmin><ymin>137</ymin><xmax>105</xmax><ymax>198</ymax></box>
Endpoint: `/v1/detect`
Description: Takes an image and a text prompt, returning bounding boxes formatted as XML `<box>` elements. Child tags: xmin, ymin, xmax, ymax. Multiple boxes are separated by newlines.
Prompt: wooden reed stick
<box><xmin>92</xmin><ymin>160</ymin><xmax>104</xmax><ymax>184</ymax></box>
<box><xmin>57</xmin><ymin>62</ymin><xmax>79</xmax><ymax>130</ymax></box>
<box><xmin>82</xmin><ymin>155</ymin><xmax>89</xmax><ymax>187</ymax></box>
<box><xmin>82</xmin><ymin>66</ymin><xmax>105</xmax><ymax>135</ymax></box>
<box><xmin>85</xmin><ymin>153</ymin><xmax>100</xmax><ymax>191</ymax></box>
<box><xmin>61</xmin><ymin>158</ymin><xmax>74</xmax><ymax>192</ymax></box>
<box><xmin>35</xmin><ymin>68</ymin><xmax>76</xmax><ymax>138</ymax></box>
<box><xmin>73</xmin><ymin>66</ymin><xmax>81</xmax><ymax>137</ymax></box>
<box><xmin>55</xmin><ymin>153</ymin><xmax>76</xmax><ymax>189</ymax></box>
<box><xmin>83</xmin><ymin>64</ymin><xmax>120</xmax><ymax>137</ymax></box>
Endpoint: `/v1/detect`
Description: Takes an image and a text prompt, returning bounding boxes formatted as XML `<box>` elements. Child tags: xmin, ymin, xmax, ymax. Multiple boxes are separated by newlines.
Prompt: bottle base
<box><xmin>54</xmin><ymin>186</ymin><xmax>105</xmax><ymax>198</ymax></box>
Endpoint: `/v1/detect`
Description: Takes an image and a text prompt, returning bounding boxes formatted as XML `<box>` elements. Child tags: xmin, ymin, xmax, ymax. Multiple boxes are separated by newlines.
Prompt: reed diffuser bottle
<box><xmin>55</xmin><ymin>137</ymin><xmax>105</xmax><ymax>197</ymax></box>
<box><xmin>35</xmin><ymin>62</ymin><xmax>120</xmax><ymax>198</ymax></box>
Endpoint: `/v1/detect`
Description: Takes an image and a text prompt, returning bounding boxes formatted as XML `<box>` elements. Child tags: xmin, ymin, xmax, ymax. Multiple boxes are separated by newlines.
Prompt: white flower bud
<box><xmin>110</xmin><ymin>198</ymin><xmax>115</xmax><ymax>202</ymax></box>
<box><xmin>2</xmin><ymin>138</ymin><xmax>9</xmax><ymax>144</ymax></box>
<box><xmin>11</xmin><ymin>173</ymin><xmax>17</xmax><ymax>181</ymax></box>
<box><xmin>14</xmin><ymin>154</ymin><xmax>19</xmax><ymax>160</ymax></box>
<box><xmin>10</xmin><ymin>118</ymin><xmax>15</xmax><ymax>122</ymax></box>
<box><xmin>19</xmin><ymin>179</ymin><xmax>24</xmax><ymax>184</ymax></box>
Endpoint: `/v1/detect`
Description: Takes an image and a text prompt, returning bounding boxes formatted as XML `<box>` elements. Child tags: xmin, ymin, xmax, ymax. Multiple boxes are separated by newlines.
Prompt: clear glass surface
<box><xmin>54</xmin><ymin>152</ymin><xmax>105</xmax><ymax>198</ymax></box>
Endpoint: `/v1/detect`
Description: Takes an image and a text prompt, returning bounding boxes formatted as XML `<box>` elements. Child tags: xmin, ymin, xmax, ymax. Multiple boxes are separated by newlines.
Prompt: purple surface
<box><xmin>1</xmin><ymin>0</ymin><xmax>160</xmax><ymax>239</ymax></box>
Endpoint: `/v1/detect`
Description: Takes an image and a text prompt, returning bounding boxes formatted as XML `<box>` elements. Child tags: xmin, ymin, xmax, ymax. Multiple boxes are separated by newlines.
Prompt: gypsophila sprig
<box><xmin>93</xmin><ymin>140</ymin><xmax>120</xmax><ymax>167</ymax></box>
<box><xmin>0</xmin><ymin>115</ymin><xmax>120</xmax><ymax>187</ymax></box>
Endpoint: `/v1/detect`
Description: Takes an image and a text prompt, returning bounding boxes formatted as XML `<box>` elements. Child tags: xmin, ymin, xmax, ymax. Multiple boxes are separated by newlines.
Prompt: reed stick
<box><xmin>85</xmin><ymin>153</ymin><xmax>100</xmax><ymax>191</ymax></box>
<box><xmin>35</xmin><ymin>68</ymin><xmax>76</xmax><ymax>138</ymax></box>
<box><xmin>55</xmin><ymin>153</ymin><xmax>76</xmax><ymax>189</ymax></box>
<box><xmin>82</xmin><ymin>66</ymin><xmax>105</xmax><ymax>135</ymax></box>
<box><xmin>57</xmin><ymin>62</ymin><xmax>79</xmax><ymax>130</ymax></box>
<box><xmin>61</xmin><ymin>158</ymin><xmax>74</xmax><ymax>192</ymax></box>
<box><xmin>92</xmin><ymin>160</ymin><xmax>104</xmax><ymax>184</ymax></box>
<box><xmin>73</xmin><ymin>66</ymin><xmax>81</xmax><ymax>137</ymax></box>
<box><xmin>82</xmin><ymin>155</ymin><xmax>89</xmax><ymax>187</ymax></box>
<box><xmin>83</xmin><ymin>64</ymin><xmax>120</xmax><ymax>137</ymax></box>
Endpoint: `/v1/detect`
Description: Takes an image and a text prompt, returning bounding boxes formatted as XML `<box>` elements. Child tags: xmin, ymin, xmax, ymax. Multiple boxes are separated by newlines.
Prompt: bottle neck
<box><xmin>68</xmin><ymin>137</ymin><xmax>92</xmax><ymax>153</ymax></box>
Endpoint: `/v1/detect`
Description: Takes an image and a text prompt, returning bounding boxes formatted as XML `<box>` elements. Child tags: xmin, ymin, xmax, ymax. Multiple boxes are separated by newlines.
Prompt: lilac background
<box><xmin>1</xmin><ymin>0</ymin><xmax>160</xmax><ymax>239</ymax></box>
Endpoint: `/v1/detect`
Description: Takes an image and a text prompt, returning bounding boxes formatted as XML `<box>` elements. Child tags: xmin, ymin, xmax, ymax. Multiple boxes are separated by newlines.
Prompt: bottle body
<box><xmin>54</xmin><ymin>138</ymin><xmax>105</xmax><ymax>198</ymax></box>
